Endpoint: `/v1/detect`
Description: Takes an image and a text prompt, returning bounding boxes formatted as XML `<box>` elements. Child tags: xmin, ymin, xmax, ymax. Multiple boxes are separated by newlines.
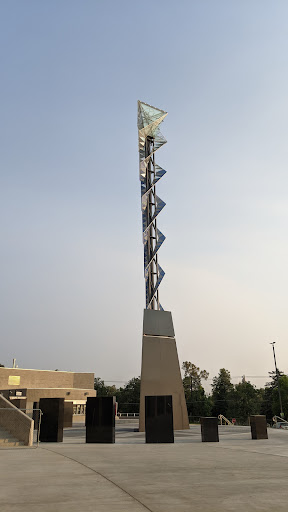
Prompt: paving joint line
<box><xmin>210</xmin><ymin>443</ymin><xmax>288</xmax><ymax>458</ymax></box>
<box><xmin>41</xmin><ymin>447</ymin><xmax>154</xmax><ymax>512</ymax></box>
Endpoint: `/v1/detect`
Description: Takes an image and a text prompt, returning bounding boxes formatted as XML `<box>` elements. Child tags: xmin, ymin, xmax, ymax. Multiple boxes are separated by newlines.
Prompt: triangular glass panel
<box><xmin>155</xmin><ymin>165</ymin><xmax>166</xmax><ymax>179</ymax></box>
<box><xmin>154</xmin><ymin>265</ymin><xmax>165</xmax><ymax>293</ymax></box>
<box><xmin>138</xmin><ymin>101</ymin><xmax>167</xmax><ymax>129</ymax></box>
<box><xmin>155</xmin><ymin>195</ymin><xmax>166</xmax><ymax>217</ymax></box>
<box><xmin>150</xmin><ymin>229</ymin><xmax>165</xmax><ymax>260</ymax></box>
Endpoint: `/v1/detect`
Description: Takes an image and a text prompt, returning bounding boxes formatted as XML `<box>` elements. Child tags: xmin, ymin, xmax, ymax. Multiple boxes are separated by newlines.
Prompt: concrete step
<box><xmin>0</xmin><ymin>436</ymin><xmax>21</xmax><ymax>444</ymax></box>
<box><xmin>116</xmin><ymin>418</ymin><xmax>139</xmax><ymax>425</ymax></box>
<box><xmin>0</xmin><ymin>427</ymin><xmax>24</xmax><ymax>447</ymax></box>
<box><xmin>0</xmin><ymin>440</ymin><xmax>22</xmax><ymax>447</ymax></box>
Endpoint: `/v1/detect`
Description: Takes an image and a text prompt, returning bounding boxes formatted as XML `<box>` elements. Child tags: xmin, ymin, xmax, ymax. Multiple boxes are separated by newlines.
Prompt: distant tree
<box><xmin>182</xmin><ymin>362</ymin><xmax>209</xmax><ymax>387</ymax></box>
<box><xmin>266</xmin><ymin>370</ymin><xmax>285</xmax><ymax>390</ymax></box>
<box><xmin>271</xmin><ymin>375</ymin><xmax>288</xmax><ymax>420</ymax></box>
<box><xmin>182</xmin><ymin>362</ymin><xmax>210</xmax><ymax>418</ymax></box>
<box><xmin>94</xmin><ymin>376</ymin><xmax>140</xmax><ymax>412</ymax></box>
<box><xmin>260</xmin><ymin>386</ymin><xmax>274</xmax><ymax>421</ymax></box>
<box><xmin>211</xmin><ymin>368</ymin><xmax>233</xmax><ymax>418</ymax></box>
<box><xmin>261</xmin><ymin>370</ymin><xmax>286</xmax><ymax>421</ymax></box>
<box><xmin>94</xmin><ymin>377</ymin><xmax>117</xmax><ymax>397</ymax></box>
<box><xmin>230</xmin><ymin>378</ymin><xmax>262</xmax><ymax>423</ymax></box>
<box><xmin>116</xmin><ymin>377</ymin><xmax>141</xmax><ymax>413</ymax></box>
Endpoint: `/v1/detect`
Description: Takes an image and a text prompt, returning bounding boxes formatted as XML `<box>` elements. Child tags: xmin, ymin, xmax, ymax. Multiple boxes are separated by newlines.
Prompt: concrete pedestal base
<box><xmin>63</xmin><ymin>402</ymin><xmax>73</xmax><ymax>428</ymax></box>
<box><xmin>39</xmin><ymin>398</ymin><xmax>64</xmax><ymax>442</ymax></box>
<box><xmin>201</xmin><ymin>417</ymin><xmax>219</xmax><ymax>442</ymax></box>
<box><xmin>139</xmin><ymin>309</ymin><xmax>189</xmax><ymax>432</ymax></box>
<box><xmin>250</xmin><ymin>415</ymin><xmax>268</xmax><ymax>439</ymax></box>
<box><xmin>145</xmin><ymin>395</ymin><xmax>174</xmax><ymax>443</ymax></box>
<box><xmin>86</xmin><ymin>397</ymin><xmax>115</xmax><ymax>443</ymax></box>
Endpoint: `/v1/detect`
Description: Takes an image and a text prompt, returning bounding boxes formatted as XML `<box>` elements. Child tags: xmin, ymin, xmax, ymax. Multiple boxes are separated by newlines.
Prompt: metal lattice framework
<box><xmin>138</xmin><ymin>101</ymin><xmax>168</xmax><ymax>310</ymax></box>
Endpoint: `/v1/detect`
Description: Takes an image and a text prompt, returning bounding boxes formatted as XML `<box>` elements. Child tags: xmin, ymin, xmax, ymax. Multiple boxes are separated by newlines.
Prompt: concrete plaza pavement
<box><xmin>1</xmin><ymin>423</ymin><xmax>288</xmax><ymax>511</ymax></box>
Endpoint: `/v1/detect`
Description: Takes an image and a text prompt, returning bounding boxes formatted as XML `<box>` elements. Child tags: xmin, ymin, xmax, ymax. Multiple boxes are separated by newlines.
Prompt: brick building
<box><xmin>0</xmin><ymin>367</ymin><xmax>96</xmax><ymax>423</ymax></box>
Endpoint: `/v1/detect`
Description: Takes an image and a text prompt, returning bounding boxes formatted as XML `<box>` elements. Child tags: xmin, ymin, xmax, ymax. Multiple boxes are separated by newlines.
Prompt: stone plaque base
<box><xmin>145</xmin><ymin>395</ymin><xmax>174</xmax><ymax>443</ymax></box>
<box><xmin>39</xmin><ymin>398</ymin><xmax>64</xmax><ymax>442</ymax></box>
<box><xmin>63</xmin><ymin>401</ymin><xmax>73</xmax><ymax>428</ymax></box>
<box><xmin>250</xmin><ymin>415</ymin><xmax>268</xmax><ymax>439</ymax></box>
<box><xmin>201</xmin><ymin>417</ymin><xmax>219</xmax><ymax>442</ymax></box>
<box><xmin>86</xmin><ymin>396</ymin><xmax>115</xmax><ymax>443</ymax></box>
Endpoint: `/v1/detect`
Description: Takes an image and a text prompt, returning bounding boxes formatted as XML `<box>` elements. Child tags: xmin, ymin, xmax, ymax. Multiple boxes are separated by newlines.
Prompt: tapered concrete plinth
<box><xmin>139</xmin><ymin>309</ymin><xmax>189</xmax><ymax>432</ymax></box>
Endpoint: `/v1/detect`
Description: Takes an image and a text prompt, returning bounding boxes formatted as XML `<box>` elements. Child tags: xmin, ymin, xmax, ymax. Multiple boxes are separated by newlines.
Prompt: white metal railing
<box><xmin>22</xmin><ymin>409</ymin><xmax>43</xmax><ymax>446</ymax></box>
<box><xmin>218</xmin><ymin>414</ymin><xmax>233</xmax><ymax>426</ymax></box>
<box><xmin>117</xmin><ymin>412</ymin><xmax>139</xmax><ymax>418</ymax></box>
<box><xmin>272</xmin><ymin>415</ymin><xmax>288</xmax><ymax>424</ymax></box>
<box><xmin>73</xmin><ymin>404</ymin><xmax>86</xmax><ymax>416</ymax></box>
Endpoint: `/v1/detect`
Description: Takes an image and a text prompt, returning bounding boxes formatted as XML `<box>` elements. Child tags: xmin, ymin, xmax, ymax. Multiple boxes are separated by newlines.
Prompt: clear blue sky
<box><xmin>1</xmin><ymin>1</ymin><xmax>288</xmax><ymax>388</ymax></box>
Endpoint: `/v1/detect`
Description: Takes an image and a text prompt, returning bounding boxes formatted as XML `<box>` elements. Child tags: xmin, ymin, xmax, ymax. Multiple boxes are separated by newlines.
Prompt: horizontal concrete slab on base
<box><xmin>1</xmin><ymin>426</ymin><xmax>288</xmax><ymax>511</ymax></box>
<box><xmin>143</xmin><ymin>309</ymin><xmax>175</xmax><ymax>337</ymax></box>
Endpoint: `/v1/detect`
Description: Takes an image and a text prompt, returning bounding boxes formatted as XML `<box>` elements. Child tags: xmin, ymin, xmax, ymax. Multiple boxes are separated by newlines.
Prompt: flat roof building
<box><xmin>0</xmin><ymin>367</ymin><xmax>96</xmax><ymax>423</ymax></box>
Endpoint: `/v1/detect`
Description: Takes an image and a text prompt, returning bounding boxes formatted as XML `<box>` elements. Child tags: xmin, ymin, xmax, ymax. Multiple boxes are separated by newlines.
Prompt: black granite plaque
<box><xmin>145</xmin><ymin>395</ymin><xmax>174</xmax><ymax>443</ymax></box>
<box><xmin>63</xmin><ymin>401</ymin><xmax>73</xmax><ymax>428</ymax></box>
<box><xmin>250</xmin><ymin>415</ymin><xmax>268</xmax><ymax>439</ymax></box>
<box><xmin>86</xmin><ymin>396</ymin><xmax>115</xmax><ymax>443</ymax></box>
<box><xmin>39</xmin><ymin>398</ymin><xmax>64</xmax><ymax>442</ymax></box>
<box><xmin>201</xmin><ymin>417</ymin><xmax>219</xmax><ymax>442</ymax></box>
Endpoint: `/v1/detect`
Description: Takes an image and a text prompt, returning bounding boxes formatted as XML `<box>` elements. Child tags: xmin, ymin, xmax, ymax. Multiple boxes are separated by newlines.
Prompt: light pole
<box><xmin>270</xmin><ymin>342</ymin><xmax>284</xmax><ymax>419</ymax></box>
<box><xmin>188</xmin><ymin>375</ymin><xmax>193</xmax><ymax>420</ymax></box>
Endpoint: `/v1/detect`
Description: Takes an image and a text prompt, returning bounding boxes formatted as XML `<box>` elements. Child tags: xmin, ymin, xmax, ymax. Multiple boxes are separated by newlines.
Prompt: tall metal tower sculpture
<box><xmin>138</xmin><ymin>101</ymin><xmax>167</xmax><ymax>310</ymax></box>
<box><xmin>138</xmin><ymin>101</ymin><xmax>189</xmax><ymax>432</ymax></box>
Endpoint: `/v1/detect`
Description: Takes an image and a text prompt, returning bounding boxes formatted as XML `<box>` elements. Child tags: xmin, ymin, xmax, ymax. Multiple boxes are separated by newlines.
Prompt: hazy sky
<box><xmin>1</xmin><ymin>1</ymin><xmax>288</xmax><ymax>390</ymax></box>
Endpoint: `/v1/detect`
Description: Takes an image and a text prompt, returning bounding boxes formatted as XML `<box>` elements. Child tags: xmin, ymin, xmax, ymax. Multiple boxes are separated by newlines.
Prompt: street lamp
<box><xmin>190</xmin><ymin>375</ymin><xmax>193</xmax><ymax>420</ymax></box>
<box><xmin>270</xmin><ymin>342</ymin><xmax>284</xmax><ymax>419</ymax></box>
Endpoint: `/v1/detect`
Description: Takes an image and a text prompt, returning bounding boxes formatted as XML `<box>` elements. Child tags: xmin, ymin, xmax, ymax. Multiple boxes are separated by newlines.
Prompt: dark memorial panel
<box><xmin>145</xmin><ymin>395</ymin><xmax>174</xmax><ymax>443</ymax></box>
<box><xmin>201</xmin><ymin>417</ymin><xmax>219</xmax><ymax>442</ymax></box>
<box><xmin>63</xmin><ymin>401</ymin><xmax>73</xmax><ymax>428</ymax></box>
<box><xmin>39</xmin><ymin>398</ymin><xmax>64</xmax><ymax>442</ymax></box>
<box><xmin>86</xmin><ymin>396</ymin><xmax>115</xmax><ymax>443</ymax></box>
<box><xmin>250</xmin><ymin>415</ymin><xmax>268</xmax><ymax>440</ymax></box>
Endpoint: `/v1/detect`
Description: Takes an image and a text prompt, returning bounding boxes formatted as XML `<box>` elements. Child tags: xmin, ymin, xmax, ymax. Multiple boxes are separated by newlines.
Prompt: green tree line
<box><xmin>94</xmin><ymin>376</ymin><xmax>141</xmax><ymax>413</ymax></box>
<box><xmin>94</xmin><ymin>362</ymin><xmax>288</xmax><ymax>423</ymax></box>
